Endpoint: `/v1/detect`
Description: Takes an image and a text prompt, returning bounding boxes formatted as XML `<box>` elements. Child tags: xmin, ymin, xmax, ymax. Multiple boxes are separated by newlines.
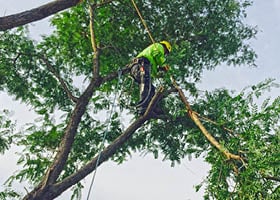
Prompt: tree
<box><xmin>0</xmin><ymin>0</ymin><xmax>279</xmax><ymax>199</ymax></box>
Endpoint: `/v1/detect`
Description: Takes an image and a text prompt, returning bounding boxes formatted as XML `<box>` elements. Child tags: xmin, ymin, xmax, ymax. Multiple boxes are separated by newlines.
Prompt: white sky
<box><xmin>0</xmin><ymin>1</ymin><xmax>279</xmax><ymax>200</ymax></box>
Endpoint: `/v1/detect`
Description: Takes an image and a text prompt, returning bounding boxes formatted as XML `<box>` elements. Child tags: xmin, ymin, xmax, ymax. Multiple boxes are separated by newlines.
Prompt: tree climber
<box><xmin>130</xmin><ymin>41</ymin><xmax>171</xmax><ymax>115</ymax></box>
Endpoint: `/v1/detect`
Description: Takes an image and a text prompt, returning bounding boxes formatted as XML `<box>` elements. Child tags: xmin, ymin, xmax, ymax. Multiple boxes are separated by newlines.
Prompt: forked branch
<box><xmin>25</xmin><ymin>86</ymin><xmax>164</xmax><ymax>200</ymax></box>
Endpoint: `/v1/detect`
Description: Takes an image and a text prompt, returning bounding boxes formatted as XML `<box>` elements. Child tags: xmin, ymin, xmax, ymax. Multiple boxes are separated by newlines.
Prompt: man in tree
<box><xmin>130</xmin><ymin>40</ymin><xmax>171</xmax><ymax>115</ymax></box>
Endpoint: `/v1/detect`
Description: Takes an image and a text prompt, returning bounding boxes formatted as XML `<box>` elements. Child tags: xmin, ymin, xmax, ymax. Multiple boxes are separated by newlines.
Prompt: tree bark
<box><xmin>0</xmin><ymin>0</ymin><xmax>82</xmax><ymax>31</ymax></box>
<box><xmin>23</xmin><ymin>86</ymin><xmax>164</xmax><ymax>200</ymax></box>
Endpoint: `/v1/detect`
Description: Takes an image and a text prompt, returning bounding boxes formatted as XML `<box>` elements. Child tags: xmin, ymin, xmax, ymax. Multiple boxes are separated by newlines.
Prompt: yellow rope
<box><xmin>130</xmin><ymin>0</ymin><xmax>155</xmax><ymax>44</ymax></box>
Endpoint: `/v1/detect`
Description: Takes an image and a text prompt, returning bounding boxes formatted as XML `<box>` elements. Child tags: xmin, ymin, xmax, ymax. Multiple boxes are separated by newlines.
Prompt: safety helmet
<box><xmin>160</xmin><ymin>40</ymin><xmax>172</xmax><ymax>53</ymax></box>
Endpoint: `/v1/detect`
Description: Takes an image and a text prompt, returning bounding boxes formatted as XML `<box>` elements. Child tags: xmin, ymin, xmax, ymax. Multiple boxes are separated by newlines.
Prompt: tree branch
<box><xmin>23</xmin><ymin>43</ymin><xmax>103</xmax><ymax>200</ymax></box>
<box><xmin>89</xmin><ymin>4</ymin><xmax>101</xmax><ymax>79</ymax></box>
<box><xmin>89</xmin><ymin>4</ymin><xmax>97</xmax><ymax>53</ymax></box>
<box><xmin>0</xmin><ymin>0</ymin><xmax>82</xmax><ymax>31</ymax></box>
<box><xmin>101</xmin><ymin>66</ymin><xmax>131</xmax><ymax>84</ymax></box>
<box><xmin>262</xmin><ymin>174</ymin><xmax>280</xmax><ymax>182</ymax></box>
<box><xmin>171</xmin><ymin>76</ymin><xmax>243</xmax><ymax>162</ymax></box>
<box><xmin>48</xmin><ymin>87</ymin><xmax>164</xmax><ymax>199</ymax></box>
<box><xmin>11</xmin><ymin>52</ymin><xmax>79</xmax><ymax>103</ymax></box>
<box><xmin>23</xmin><ymin>75</ymin><xmax>102</xmax><ymax>200</ymax></box>
<box><xmin>89</xmin><ymin>0</ymin><xmax>115</xmax><ymax>78</ymax></box>
<box><xmin>23</xmin><ymin>84</ymin><xmax>164</xmax><ymax>200</ymax></box>
<box><xmin>194</xmin><ymin>111</ymin><xmax>237</xmax><ymax>137</ymax></box>
<box><xmin>40</xmin><ymin>56</ymin><xmax>79</xmax><ymax>103</ymax></box>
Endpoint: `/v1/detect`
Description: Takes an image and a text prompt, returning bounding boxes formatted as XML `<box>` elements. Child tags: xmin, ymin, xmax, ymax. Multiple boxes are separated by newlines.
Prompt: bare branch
<box><xmin>194</xmin><ymin>111</ymin><xmax>237</xmax><ymax>137</ymax></box>
<box><xmin>89</xmin><ymin>0</ymin><xmax>114</xmax><ymax>78</ymax></box>
<box><xmin>88</xmin><ymin>4</ymin><xmax>101</xmax><ymax>79</ymax></box>
<box><xmin>0</xmin><ymin>0</ymin><xmax>82</xmax><ymax>31</ymax></box>
<box><xmin>89</xmin><ymin>4</ymin><xmax>97</xmax><ymax>53</ymax></box>
<box><xmin>23</xmin><ymin>77</ymin><xmax>103</xmax><ymax>200</ymax></box>
<box><xmin>101</xmin><ymin>66</ymin><xmax>131</xmax><ymax>84</ymax></box>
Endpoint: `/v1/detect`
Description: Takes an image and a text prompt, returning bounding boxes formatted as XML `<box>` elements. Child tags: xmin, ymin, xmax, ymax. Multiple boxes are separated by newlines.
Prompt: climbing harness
<box><xmin>86</xmin><ymin>68</ymin><xmax>122</xmax><ymax>200</ymax></box>
<box><xmin>129</xmin><ymin>58</ymin><xmax>154</xmax><ymax>110</ymax></box>
<box><xmin>129</xmin><ymin>0</ymin><xmax>168</xmax><ymax>112</ymax></box>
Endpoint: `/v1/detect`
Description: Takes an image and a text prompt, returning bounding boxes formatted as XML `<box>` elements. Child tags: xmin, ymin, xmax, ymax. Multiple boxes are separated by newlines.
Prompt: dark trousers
<box><xmin>130</xmin><ymin>57</ymin><xmax>155</xmax><ymax>111</ymax></box>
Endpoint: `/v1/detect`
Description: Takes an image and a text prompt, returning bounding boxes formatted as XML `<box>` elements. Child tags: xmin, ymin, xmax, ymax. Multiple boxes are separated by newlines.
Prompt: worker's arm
<box><xmin>151</xmin><ymin>43</ymin><xmax>166</xmax><ymax>66</ymax></box>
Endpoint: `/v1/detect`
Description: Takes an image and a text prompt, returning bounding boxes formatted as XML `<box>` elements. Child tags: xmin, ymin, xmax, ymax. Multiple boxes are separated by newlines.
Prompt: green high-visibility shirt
<box><xmin>137</xmin><ymin>43</ymin><xmax>166</xmax><ymax>77</ymax></box>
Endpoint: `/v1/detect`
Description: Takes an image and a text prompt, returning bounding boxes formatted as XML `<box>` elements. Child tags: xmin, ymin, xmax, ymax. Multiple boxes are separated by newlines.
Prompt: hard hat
<box><xmin>160</xmin><ymin>40</ymin><xmax>171</xmax><ymax>53</ymax></box>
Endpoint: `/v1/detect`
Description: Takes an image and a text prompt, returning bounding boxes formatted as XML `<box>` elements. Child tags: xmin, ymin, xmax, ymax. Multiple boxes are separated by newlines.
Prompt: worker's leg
<box><xmin>140</xmin><ymin>77</ymin><xmax>155</xmax><ymax>107</ymax></box>
<box><xmin>138</xmin><ymin>62</ymin><xmax>155</xmax><ymax>114</ymax></box>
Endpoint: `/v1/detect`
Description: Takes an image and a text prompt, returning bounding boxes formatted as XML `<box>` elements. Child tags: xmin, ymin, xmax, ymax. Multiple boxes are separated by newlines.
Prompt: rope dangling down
<box><xmin>86</xmin><ymin>68</ymin><xmax>122</xmax><ymax>200</ymax></box>
<box><xmin>87</xmin><ymin>0</ymin><xmax>157</xmax><ymax>198</ymax></box>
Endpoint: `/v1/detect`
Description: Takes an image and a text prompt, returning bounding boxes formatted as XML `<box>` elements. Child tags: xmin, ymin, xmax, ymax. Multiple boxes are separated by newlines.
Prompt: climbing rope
<box><xmin>86</xmin><ymin>68</ymin><xmax>122</xmax><ymax>200</ymax></box>
<box><xmin>86</xmin><ymin>1</ymin><xmax>160</xmax><ymax>198</ymax></box>
<box><xmin>131</xmin><ymin>1</ymin><xmax>241</xmax><ymax>164</ymax></box>
<box><xmin>130</xmin><ymin>0</ymin><xmax>155</xmax><ymax>44</ymax></box>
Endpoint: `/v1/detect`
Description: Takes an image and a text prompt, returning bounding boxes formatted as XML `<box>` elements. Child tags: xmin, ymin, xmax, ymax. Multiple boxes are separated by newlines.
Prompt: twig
<box><xmin>262</xmin><ymin>174</ymin><xmax>280</xmax><ymax>182</ymax></box>
<box><xmin>40</xmin><ymin>56</ymin><xmax>78</xmax><ymax>103</ymax></box>
<box><xmin>193</xmin><ymin>111</ymin><xmax>237</xmax><ymax>136</ymax></box>
<box><xmin>11</xmin><ymin>52</ymin><xmax>78</xmax><ymax>103</ymax></box>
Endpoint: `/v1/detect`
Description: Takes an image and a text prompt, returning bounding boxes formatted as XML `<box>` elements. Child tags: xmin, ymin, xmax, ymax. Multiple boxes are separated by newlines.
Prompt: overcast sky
<box><xmin>0</xmin><ymin>1</ymin><xmax>280</xmax><ymax>200</ymax></box>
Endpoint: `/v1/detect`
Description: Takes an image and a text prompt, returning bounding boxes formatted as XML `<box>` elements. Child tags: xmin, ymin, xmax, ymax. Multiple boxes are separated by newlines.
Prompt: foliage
<box><xmin>194</xmin><ymin>79</ymin><xmax>280</xmax><ymax>199</ymax></box>
<box><xmin>0</xmin><ymin>188</ymin><xmax>20</xmax><ymax>200</ymax></box>
<box><xmin>0</xmin><ymin>0</ymin><xmax>279</xmax><ymax>199</ymax></box>
<box><xmin>0</xmin><ymin>110</ymin><xmax>15</xmax><ymax>154</ymax></box>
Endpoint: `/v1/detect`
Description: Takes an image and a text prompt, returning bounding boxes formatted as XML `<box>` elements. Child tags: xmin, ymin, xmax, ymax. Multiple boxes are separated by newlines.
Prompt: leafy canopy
<box><xmin>0</xmin><ymin>0</ymin><xmax>279</xmax><ymax>199</ymax></box>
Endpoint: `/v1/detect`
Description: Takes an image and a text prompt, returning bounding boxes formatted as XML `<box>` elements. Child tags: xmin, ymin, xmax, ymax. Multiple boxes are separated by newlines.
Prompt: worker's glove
<box><xmin>163</xmin><ymin>65</ymin><xmax>170</xmax><ymax>71</ymax></box>
<box><xmin>159</xmin><ymin>65</ymin><xmax>170</xmax><ymax>72</ymax></box>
